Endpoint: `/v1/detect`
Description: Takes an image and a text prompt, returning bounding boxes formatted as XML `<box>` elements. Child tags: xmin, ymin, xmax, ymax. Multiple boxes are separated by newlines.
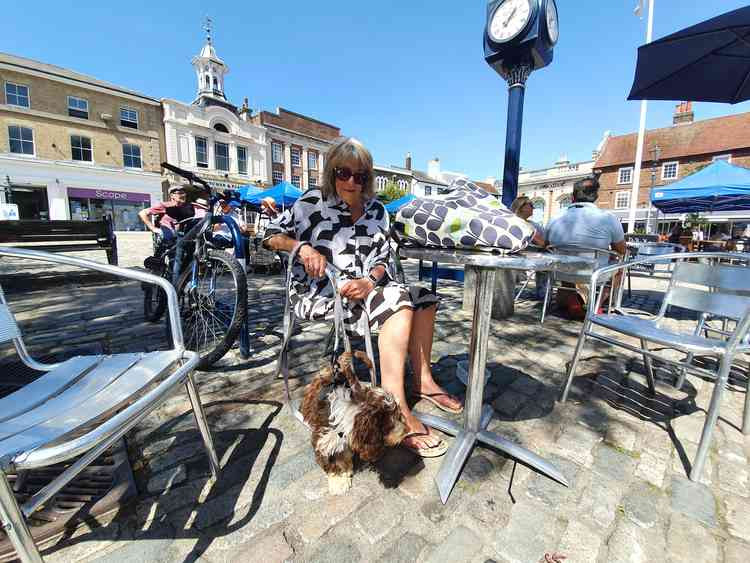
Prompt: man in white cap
<box><xmin>138</xmin><ymin>184</ymin><xmax>195</xmax><ymax>244</ymax></box>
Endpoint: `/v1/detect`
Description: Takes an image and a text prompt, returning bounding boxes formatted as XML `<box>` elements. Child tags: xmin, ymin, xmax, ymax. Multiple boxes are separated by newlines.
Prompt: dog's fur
<box><xmin>301</xmin><ymin>351</ymin><xmax>408</xmax><ymax>494</ymax></box>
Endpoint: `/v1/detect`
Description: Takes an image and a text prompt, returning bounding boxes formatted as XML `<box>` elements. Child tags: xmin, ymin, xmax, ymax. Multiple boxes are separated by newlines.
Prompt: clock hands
<box><xmin>503</xmin><ymin>6</ymin><xmax>518</xmax><ymax>28</ymax></box>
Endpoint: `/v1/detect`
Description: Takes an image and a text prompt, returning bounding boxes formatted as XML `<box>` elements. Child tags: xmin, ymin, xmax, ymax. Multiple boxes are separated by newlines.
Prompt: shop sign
<box><xmin>0</xmin><ymin>204</ymin><xmax>19</xmax><ymax>220</ymax></box>
<box><xmin>67</xmin><ymin>187</ymin><xmax>151</xmax><ymax>203</ymax></box>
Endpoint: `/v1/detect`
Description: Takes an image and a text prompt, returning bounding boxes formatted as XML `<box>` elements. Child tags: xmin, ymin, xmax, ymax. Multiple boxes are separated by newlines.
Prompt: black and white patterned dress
<box><xmin>264</xmin><ymin>188</ymin><xmax>438</xmax><ymax>335</ymax></box>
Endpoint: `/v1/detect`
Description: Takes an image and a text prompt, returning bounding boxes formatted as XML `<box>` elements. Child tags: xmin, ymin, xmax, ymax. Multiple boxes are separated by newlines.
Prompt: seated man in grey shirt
<box><xmin>545</xmin><ymin>176</ymin><xmax>626</xmax><ymax>317</ymax></box>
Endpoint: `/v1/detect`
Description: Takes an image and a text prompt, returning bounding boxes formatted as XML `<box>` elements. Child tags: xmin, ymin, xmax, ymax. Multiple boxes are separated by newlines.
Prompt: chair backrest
<box><xmin>665</xmin><ymin>261</ymin><xmax>750</xmax><ymax>321</ymax></box>
<box><xmin>550</xmin><ymin>244</ymin><xmax>618</xmax><ymax>284</ymax></box>
<box><xmin>0</xmin><ymin>286</ymin><xmax>21</xmax><ymax>344</ymax></box>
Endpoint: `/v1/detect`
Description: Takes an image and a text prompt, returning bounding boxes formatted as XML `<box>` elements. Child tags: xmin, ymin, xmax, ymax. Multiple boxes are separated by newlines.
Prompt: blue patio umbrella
<box><xmin>244</xmin><ymin>181</ymin><xmax>303</xmax><ymax>209</ymax></box>
<box><xmin>650</xmin><ymin>160</ymin><xmax>750</xmax><ymax>214</ymax></box>
<box><xmin>384</xmin><ymin>194</ymin><xmax>416</xmax><ymax>213</ymax></box>
<box><xmin>628</xmin><ymin>6</ymin><xmax>750</xmax><ymax>104</ymax></box>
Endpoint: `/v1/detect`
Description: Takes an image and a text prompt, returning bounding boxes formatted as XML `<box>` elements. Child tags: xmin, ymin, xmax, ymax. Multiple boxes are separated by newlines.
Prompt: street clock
<box><xmin>483</xmin><ymin>0</ymin><xmax>559</xmax><ymax>207</ymax></box>
<box><xmin>484</xmin><ymin>0</ymin><xmax>558</xmax><ymax>78</ymax></box>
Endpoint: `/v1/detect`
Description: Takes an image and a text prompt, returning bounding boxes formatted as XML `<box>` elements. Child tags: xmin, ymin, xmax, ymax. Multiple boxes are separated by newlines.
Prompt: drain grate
<box><xmin>0</xmin><ymin>351</ymin><xmax>136</xmax><ymax>561</ymax></box>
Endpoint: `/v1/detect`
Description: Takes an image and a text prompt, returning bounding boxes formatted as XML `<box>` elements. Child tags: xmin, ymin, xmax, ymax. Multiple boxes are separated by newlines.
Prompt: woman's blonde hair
<box><xmin>510</xmin><ymin>196</ymin><xmax>532</xmax><ymax>216</ymax></box>
<box><xmin>320</xmin><ymin>137</ymin><xmax>375</xmax><ymax>200</ymax></box>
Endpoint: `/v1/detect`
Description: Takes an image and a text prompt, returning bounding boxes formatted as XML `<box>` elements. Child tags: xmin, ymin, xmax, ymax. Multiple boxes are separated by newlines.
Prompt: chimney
<box><xmin>405</xmin><ymin>152</ymin><xmax>412</xmax><ymax>170</ymax></box>
<box><xmin>427</xmin><ymin>157</ymin><xmax>441</xmax><ymax>180</ymax></box>
<box><xmin>673</xmin><ymin>101</ymin><xmax>694</xmax><ymax>125</ymax></box>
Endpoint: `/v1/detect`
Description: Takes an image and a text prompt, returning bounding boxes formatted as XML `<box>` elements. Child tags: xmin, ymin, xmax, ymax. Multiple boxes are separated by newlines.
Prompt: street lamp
<box><xmin>645</xmin><ymin>143</ymin><xmax>661</xmax><ymax>233</ymax></box>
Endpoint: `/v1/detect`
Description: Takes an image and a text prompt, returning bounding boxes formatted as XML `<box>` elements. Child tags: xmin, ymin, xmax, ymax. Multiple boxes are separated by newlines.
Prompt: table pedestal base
<box><xmin>416</xmin><ymin>407</ymin><xmax>569</xmax><ymax>504</ymax></box>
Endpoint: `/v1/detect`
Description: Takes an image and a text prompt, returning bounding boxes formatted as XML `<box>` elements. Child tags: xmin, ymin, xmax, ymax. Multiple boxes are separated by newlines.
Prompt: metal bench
<box><xmin>560</xmin><ymin>252</ymin><xmax>750</xmax><ymax>482</ymax></box>
<box><xmin>0</xmin><ymin>247</ymin><xmax>219</xmax><ymax>562</ymax></box>
<box><xmin>0</xmin><ymin>217</ymin><xmax>118</xmax><ymax>265</ymax></box>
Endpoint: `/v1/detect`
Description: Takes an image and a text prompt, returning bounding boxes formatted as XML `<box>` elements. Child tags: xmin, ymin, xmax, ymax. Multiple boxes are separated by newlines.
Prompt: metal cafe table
<box><xmin>400</xmin><ymin>246</ymin><xmax>594</xmax><ymax>503</ymax></box>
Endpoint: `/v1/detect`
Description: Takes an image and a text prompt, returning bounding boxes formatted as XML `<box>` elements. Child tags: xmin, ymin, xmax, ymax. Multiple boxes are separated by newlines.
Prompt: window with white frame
<box><xmin>119</xmin><ymin>107</ymin><xmax>138</xmax><ymax>129</ymax></box>
<box><xmin>291</xmin><ymin>174</ymin><xmax>301</xmax><ymax>188</ymax></box>
<box><xmin>237</xmin><ymin>146</ymin><xmax>248</xmax><ymax>175</ymax></box>
<box><xmin>424</xmin><ymin>186</ymin><xmax>432</xmax><ymax>196</ymax></box>
<box><xmin>5</xmin><ymin>82</ymin><xmax>29</xmax><ymax>107</ymax></box>
<box><xmin>67</xmin><ymin>96</ymin><xmax>88</xmax><ymax>119</ymax></box>
<box><xmin>398</xmin><ymin>179</ymin><xmax>407</xmax><ymax>190</ymax></box>
<box><xmin>70</xmin><ymin>135</ymin><xmax>92</xmax><ymax>161</ymax></box>
<box><xmin>272</xmin><ymin>142</ymin><xmax>283</xmax><ymax>163</ymax></box>
<box><xmin>713</xmin><ymin>154</ymin><xmax>732</xmax><ymax>163</ymax></box>
<box><xmin>272</xmin><ymin>169</ymin><xmax>283</xmax><ymax>184</ymax></box>
<box><xmin>214</xmin><ymin>142</ymin><xmax>229</xmax><ymax>171</ymax></box>
<box><xmin>195</xmin><ymin>137</ymin><xmax>208</xmax><ymax>168</ymax></box>
<box><xmin>618</xmin><ymin>167</ymin><xmax>633</xmax><ymax>184</ymax></box>
<box><xmin>661</xmin><ymin>161</ymin><xmax>679</xmax><ymax>180</ymax></box>
<box><xmin>122</xmin><ymin>144</ymin><xmax>142</xmax><ymax>168</ymax></box>
<box><xmin>308</xmin><ymin>151</ymin><xmax>318</xmax><ymax>170</ymax></box>
<box><xmin>614</xmin><ymin>191</ymin><xmax>630</xmax><ymax>209</ymax></box>
<box><xmin>308</xmin><ymin>176</ymin><xmax>317</xmax><ymax>188</ymax></box>
<box><xmin>376</xmin><ymin>176</ymin><xmax>387</xmax><ymax>190</ymax></box>
<box><xmin>8</xmin><ymin>125</ymin><xmax>34</xmax><ymax>155</ymax></box>
<box><xmin>291</xmin><ymin>146</ymin><xmax>301</xmax><ymax>167</ymax></box>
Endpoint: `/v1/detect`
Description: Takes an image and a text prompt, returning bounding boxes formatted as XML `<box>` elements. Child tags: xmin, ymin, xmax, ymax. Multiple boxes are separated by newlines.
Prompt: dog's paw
<box><xmin>327</xmin><ymin>472</ymin><xmax>352</xmax><ymax>495</ymax></box>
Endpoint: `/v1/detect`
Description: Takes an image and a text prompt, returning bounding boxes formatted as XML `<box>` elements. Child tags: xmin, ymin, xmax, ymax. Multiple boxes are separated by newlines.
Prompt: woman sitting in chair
<box><xmin>264</xmin><ymin>136</ymin><xmax>462</xmax><ymax>457</ymax></box>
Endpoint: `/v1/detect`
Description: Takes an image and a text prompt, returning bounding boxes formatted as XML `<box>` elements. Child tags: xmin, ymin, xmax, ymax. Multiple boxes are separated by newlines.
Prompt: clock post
<box><xmin>484</xmin><ymin>0</ymin><xmax>558</xmax><ymax>207</ymax></box>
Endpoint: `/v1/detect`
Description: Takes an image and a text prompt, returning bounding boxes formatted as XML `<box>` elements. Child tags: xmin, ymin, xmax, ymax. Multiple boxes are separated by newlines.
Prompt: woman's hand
<box><xmin>339</xmin><ymin>278</ymin><xmax>375</xmax><ymax>301</ymax></box>
<box><xmin>299</xmin><ymin>244</ymin><xmax>327</xmax><ymax>278</ymax></box>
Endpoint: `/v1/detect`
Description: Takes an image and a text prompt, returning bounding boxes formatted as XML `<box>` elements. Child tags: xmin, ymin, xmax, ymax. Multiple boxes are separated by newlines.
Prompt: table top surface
<box><xmin>400</xmin><ymin>246</ymin><xmax>594</xmax><ymax>271</ymax></box>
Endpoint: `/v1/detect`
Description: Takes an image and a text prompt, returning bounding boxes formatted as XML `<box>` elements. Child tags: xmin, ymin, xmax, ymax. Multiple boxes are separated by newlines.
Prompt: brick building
<box><xmin>594</xmin><ymin>103</ymin><xmax>750</xmax><ymax>229</ymax></box>
<box><xmin>0</xmin><ymin>52</ymin><xmax>165</xmax><ymax>228</ymax></box>
<box><xmin>251</xmin><ymin>108</ymin><xmax>340</xmax><ymax>190</ymax></box>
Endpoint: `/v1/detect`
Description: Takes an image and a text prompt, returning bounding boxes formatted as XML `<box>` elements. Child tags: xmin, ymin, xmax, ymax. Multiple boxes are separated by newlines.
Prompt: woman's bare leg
<box><xmin>408</xmin><ymin>305</ymin><xmax>462</xmax><ymax>411</ymax></box>
<box><xmin>378</xmin><ymin>308</ymin><xmax>441</xmax><ymax>448</ymax></box>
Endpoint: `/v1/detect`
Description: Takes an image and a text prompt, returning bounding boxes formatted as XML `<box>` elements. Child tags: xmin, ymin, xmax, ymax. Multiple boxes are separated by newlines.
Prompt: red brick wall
<box><xmin>595</xmin><ymin>149</ymin><xmax>750</xmax><ymax>211</ymax></box>
<box><xmin>256</xmin><ymin>109</ymin><xmax>339</xmax><ymax>141</ymax></box>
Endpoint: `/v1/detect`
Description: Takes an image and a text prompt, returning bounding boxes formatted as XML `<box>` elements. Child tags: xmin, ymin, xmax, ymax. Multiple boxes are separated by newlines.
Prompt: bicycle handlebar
<box><xmin>161</xmin><ymin>161</ymin><xmax>211</xmax><ymax>192</ymax></box>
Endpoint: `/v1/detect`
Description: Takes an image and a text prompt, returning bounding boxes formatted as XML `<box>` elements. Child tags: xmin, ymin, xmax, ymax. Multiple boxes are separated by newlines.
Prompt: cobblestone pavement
<box><xmin>1</xmin><ymin>235</ymin><xmax>749</xmax><ymax>562</ymax></box>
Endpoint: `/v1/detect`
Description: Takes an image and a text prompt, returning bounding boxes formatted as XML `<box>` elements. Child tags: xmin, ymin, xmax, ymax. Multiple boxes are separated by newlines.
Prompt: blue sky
<box><xmin>3</xmin><ymin>1</ymin><xmax>749</xmax><ymax>179</ymax></box>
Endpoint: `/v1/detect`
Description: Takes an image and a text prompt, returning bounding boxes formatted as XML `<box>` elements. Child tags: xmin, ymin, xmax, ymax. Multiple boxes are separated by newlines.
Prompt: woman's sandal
<box><xmin>401</xmin><ymin>427</ymin><xmax>448</xmax><ymax>458</ymax></box>
<box><xmin>412</xmin><ymin>392</ymin><xmax>464</xmax><ymax>414</ymax></box>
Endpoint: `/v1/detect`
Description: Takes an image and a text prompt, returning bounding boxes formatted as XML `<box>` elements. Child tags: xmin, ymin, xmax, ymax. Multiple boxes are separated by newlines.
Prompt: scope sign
<box><xmin>95</xmin><ymin>190</ymin><xmax>129</xmax><ymax>200</ymax></box>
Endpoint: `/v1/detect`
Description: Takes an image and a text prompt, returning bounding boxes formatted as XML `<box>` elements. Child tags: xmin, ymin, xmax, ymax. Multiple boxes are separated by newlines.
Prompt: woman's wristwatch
<box><xmin>367</xmin><ymin>272</ymin><xmax>381</xmax><ymax>287</ymax></box>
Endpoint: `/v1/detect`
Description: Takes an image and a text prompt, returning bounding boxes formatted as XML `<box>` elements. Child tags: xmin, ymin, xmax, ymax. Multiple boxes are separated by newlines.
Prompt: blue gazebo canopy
<box><xmin>650</xmin><ymin>160</ymin><xmax>750</xmax><ymax>214</ymax></box>
<box><xmin>242</xmin><ymin>181</ymin><xmax>303</xmax><ymax>208</ymax></box>
<box><xmin>384</xmin><ymin>194</ymin><xmax>416</xmax><ymax>213</ymax></box>
<box><xmin>236</xmin><ymin>185</ymin><xmax>266</xmax><ymax>202</ymax></box>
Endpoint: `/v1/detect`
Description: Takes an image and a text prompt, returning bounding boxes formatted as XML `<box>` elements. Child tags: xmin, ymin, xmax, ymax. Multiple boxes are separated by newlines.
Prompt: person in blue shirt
<box><xmin>545</xmin><ymin>176</ymin><xmax>626</xmax><ymax>318</ymax></box>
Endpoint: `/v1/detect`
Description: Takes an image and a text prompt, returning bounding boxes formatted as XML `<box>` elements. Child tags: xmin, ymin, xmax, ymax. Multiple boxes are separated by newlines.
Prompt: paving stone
<box><xmin>718</xmin><ymin>460</ymin><xmax>749</xmax><ymax>497</ymax></box>
<box><xmin>577</xmin><ymin>477</ymin><xmax>623</xmax><ymax>530</ymax></box>
<box><xmin>45</xmin><ymin>523</ymin><xmax>122</xmax><ymax>563</ymax></box>
<box><xmin>147</xmin><ymin>440</ymin><xmax>205</xmax><ymax>473</ymax></box>
<box><xmin>724</xmin><ymin>538</ymin><xmax>750</xmax><ymax>563</ymax></box>
<box><xmin>666</xmin><ymin>512</ymin><xmax>718</xmax><ymax>563</ymax></box>
<box><xmin>353</xmin><ymin>492</ymin><xmax>405</xmax><ymax>544</ymax></box>
<box><xmin>204</xmin><ymin>526</ymin><xmax>293</xmax><ymax>563</ymax></box>
<box><xmin>621</xmin><ymin>481</ymin><xmax>666</xmax><ymax>529</ymax></box>
<box><xmin>592</xmin><ymin>444</ymin><xmax>636</xmax><ymax>483</ymax></box>
<box><xmin>495</xmin><ymin>501</ymin><xmax>561</xmax><ymax>563</ymax></box>
<box><xmin>670</xmin><ymin>476</ymin><xmax>718</xmax><ymax>528</ymax></box>
<box><xmin>525</xmin><ymin>455</ymin><xmax>580</xmax><ymax>507</ymax></box>
<box><xmin>553</xmin><ymin>425</ymin><xmax>602</xmax><ymax>468</ymax></box>
<box><xmin>376</xmin><ymin>532</ymin><xmax>428</xmax><ymax>563</ymax></box>
<box><xmin>605</xmin><ymin>419</ymin><xmax>638</xmax><ymax>452</ymax></box>
<box><xmin>671</xmin><ymin>441</ymin><xmax>713</xmax><ymax>485</ymax></box>
<box><xmin>492</xmin><ymin>390</ymin><xmax>528</xmax><ymax>419</ymax></box>
<box><xmin>304</xmin><ymin>536</ymin><xmax>361</xmax><ymax>563</ymax></box>
<box><xmin>724</xmin><ymin>496</ymin><xmax>750</xmax><ymax>542</ymax></box>
<box><xmin>556</xmin><ymin>520</ymin><xmax>602</xmax><ymax>562</ymax></box>
<box><xmin>146</xmin><ymin>464</ymin><xmax>187</xmax><ymax>494</ymax></box>
<box><xmin>424</xmin><ymin>526</ymin><xmax>482</xmax><ymax>563</ymax></box>
<box><xmin>294</xmin><ymin>487</ymin><xmax>369</xmax><ymax>543</ymax></box>
<box><xmin>604</xmin><ymin>520</ymin><xmax>647</xmax><ymax>563</ymax></box>
<box><xmin>634</xmin><ymin>449</ymin><xmax>668</xmax><ymax>489</ymax></box>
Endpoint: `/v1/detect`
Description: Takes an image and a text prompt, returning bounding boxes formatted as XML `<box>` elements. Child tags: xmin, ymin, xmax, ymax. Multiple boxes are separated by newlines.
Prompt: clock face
<box><xmin>546</xmin><ymin>0</ymin><xmax>559</xmax><ymax>45</ymax></box>
<box><xmin>488</xmin><ymin>0</ymin><xmax>532</xmax><ymax>43</ymax></box>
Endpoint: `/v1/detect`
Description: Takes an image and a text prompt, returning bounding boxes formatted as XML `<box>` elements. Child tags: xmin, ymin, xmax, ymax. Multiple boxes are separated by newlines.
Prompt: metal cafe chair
<box><xmin>540</xmin><ymin>244</ymin><xmax>623</xmax><ymax>324</ymax></box>
<box><xmin>560</xmin><ymin>252</ymin><xmax>750</xmax><ymax>481</ymax></box>
<box><xmin>0</xmin><ymin>247</ymin><xmax>220</xmax><ymax>563</ymax></box>
<box><xmin>625</xmin><ymin>242</ymin><xmax>683</xmax><ymax>298</ymax></box>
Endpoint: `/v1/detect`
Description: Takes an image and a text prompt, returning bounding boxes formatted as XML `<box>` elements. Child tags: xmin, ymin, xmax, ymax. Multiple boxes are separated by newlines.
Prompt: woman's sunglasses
<box><xmin>334</xmin><ymin>167</ymin><xmax>369</xmax><ymax>185</ymax></box>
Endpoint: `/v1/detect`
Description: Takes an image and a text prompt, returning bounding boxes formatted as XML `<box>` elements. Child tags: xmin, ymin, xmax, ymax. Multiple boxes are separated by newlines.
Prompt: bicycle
<box><xmin>141</xmin><ymin>163</ymin><xmax>249</xmax><ymax>368</ymax></box>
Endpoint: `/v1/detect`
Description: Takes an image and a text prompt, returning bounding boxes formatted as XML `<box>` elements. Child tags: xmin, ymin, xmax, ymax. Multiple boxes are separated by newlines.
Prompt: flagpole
<box><xmin>627</xmin><ymin>0</ymin><xmax>655</xmax><ymax>233</ymax></box>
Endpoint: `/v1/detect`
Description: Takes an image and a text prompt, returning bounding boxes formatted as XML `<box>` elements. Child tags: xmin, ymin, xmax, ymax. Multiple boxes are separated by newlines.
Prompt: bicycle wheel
<box><xmin>143</xmin><ymin>284</ymin><xmax>167</xmax><ymax>322</ymax></box>
<box><xmin>176</xmin><ymin>249</ymin><xmax>247</xmax><ymax>368</ymax></box>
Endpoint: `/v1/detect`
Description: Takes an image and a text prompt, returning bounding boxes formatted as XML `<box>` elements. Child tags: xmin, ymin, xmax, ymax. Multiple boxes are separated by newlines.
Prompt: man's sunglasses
<box><xmin>334</xmin><ymin>167</ymin><xmax>369</xmax><ymax>185</ymax></box>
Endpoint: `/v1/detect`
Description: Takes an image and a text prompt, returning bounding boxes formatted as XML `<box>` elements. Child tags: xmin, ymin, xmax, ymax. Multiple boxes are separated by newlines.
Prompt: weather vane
<box><xmin>203</xmin><ymin>16</ymin><xmax>212</xmax><ymax>43</ymax></box>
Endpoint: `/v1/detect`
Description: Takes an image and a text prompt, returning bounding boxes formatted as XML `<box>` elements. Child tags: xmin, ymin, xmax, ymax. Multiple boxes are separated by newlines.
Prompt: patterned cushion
<box><xmin>394</xmin><ymin>179</ymin><xmax>534</xmax><ymax>252</ymax></box>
